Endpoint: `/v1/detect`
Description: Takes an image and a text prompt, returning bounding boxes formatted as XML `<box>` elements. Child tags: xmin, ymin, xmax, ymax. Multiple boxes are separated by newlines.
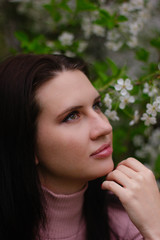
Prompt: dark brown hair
<box><xmin>0</xmin><ymin>54</ymin><xmax>110</xmax><ymax>240</ymax></box>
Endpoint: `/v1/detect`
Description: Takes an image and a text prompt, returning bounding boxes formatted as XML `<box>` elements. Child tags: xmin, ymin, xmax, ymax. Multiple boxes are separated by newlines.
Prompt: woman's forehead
<box><xmin>35</xmin><ymin>70</ymin><xmax>98</xmax><ymax>109</ymax></box>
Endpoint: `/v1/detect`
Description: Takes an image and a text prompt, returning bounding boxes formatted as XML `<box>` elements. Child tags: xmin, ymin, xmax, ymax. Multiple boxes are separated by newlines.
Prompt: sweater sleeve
<box><xmin>107</xmin><ymin>192</ymin><xmax>143</xmax><ymax>240</ymax></box>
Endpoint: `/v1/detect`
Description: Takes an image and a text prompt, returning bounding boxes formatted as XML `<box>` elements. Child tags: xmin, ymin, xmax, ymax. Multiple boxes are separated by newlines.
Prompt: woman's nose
<box><xmin>89</xmin><ymin>113</ymin><xmax>112</xmax><ymax>140</ymax></box>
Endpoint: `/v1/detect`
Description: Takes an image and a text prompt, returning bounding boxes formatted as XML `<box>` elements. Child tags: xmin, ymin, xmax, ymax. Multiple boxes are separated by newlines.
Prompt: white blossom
<box><xmin>65</xmin><ymin>51</ymin><xmax>75</xmax><ymax>57</ymax></box>
<box><xmin>151</xmin><ymin>88</ymin><xmax>158</xmax><ymax>97</ymax></box>
<box><xmin>147</xmin><ymin>1</ymin><xmax>156</xmax><ymax>10</ymax></box>
<box><xmin>139</xmin><ymin>9</ymin><xmax>150</xmax><ymax>22</ymax></box>
<box><xmin>134</xmin><ymin>128</ymin><xmax>160</xmax><ymax>170</ymax></box>
<box><xmin>104</xmin><ymin>109</ymin><xmax>119</xmax><ymax>121</ymax></box>
<box><xmin>149</xmin><ymin>128</ymin><xmax>160</xmax><ymax>147</ymax></box>
<box><xmin>141</xmin><ymin>113</ymin><xmax>157</xmax><ymax>126</ymax></box>
<box><xmin>146</xmin><ymin>102</ymin><xmax>160</xmax><ymax>117</ymax></box>
<box><xmin>105</xmin><ymin>41</ymin><xmax>123</xmax><ymax>51</ymax></box>
<box><xmin>53</xmin><ymin>51</ymin><xmax>62</xmax><ymax>55</ymax></box>
<box><xmin>103</xmin><ymin>94</ymin><xmax>112</xmax><ymax>109</ymax></box>
<box><xmin>78</xmin><ymin>41</ymin><xmax>87</xmax><ymax>52</ymax></box>
<box><xmin>115</xmin><ymin>78</ymin><xmax>133</xmax><ymax>96</ymax></box>
<box><xmin>81</xmin><ymin>17</ymin><xmax>92</xmax><ymax>38</ymax></box>
<box><xmin>67</xmin><ymin>0</ymin><xmax>76</xmax><ymax>10</ymax></box>
<box><xmin>58</xmin><ymin>32</ymin><xmax>74</xmax><ymax>46</ymax></box>
<box><xmin>98</xmin><ymin>0</ymin><xmax>106</xmax><ymax>4</ymax></box>
<box><xmin>107</xmin><ymin>30</ymin><xmax>121</xmax><ymax>41</ymax></box>
<box><xmin>154</xmin><ymin>101</ymin><xmax>160</xmax><ymax>112</ymax></box>
<box><xmin>129</xmin><ymin>22</ymin><xmax>143</xmax><ymax>36</ymax></box>
<box><xmin>133</xmin><ymin>135</ymin><xmax>144</xmax><ymax>147</ymax></box>
<box><xmin>127</xmin><ymin>36</ymin><xmax>138</xmax><ymax>48</ymax></box>
<box><xmin>143</xmin><ymin>144</ymin><xmax>158</xmax><ymax>160</ymax></box>
<box><xmin>135</xmin><ymin>144</ymin><xmax>157</xmax><ymax>161</ymax></box>
<box><xmin>135</xmin><ymin>149</ymin><xmax>146</xmax><ymax>159</ymax></box>
<box><xmin>155</xmin><ymin>96</ymin><xmax>160</xmax><ymax>104</ymax></box>
<box><xmin>119</xmin><ymin>93</ymin><xmax>135</xmax><ymax>109</ymax></box>
<box><xmin>119</xmin><ymin>3</ymin><xmax>131</xmax><ymax>16</ymax></box>
<box><xmin>92</xmin><ymin>25</ymin><xmax>105</xmax><ymax>37</ymax></box>
<box><xmin>90</xmin><ymin>11</ymin><xmax>99</xmax><ymax>21</ymax></box>
<box><xmin>146</xmin><ymin>103</ymin><xmax>157</xmax><ymax>117</ymax></box>
<box><xmin>143</xmin><ymin>83</ymin><xmax>149</xmax><ymax>94</ymax></box>
<box><xmin>130</xmin><ymin>0</ymin><xmax>144</xmax><ymax>11</ymax></box>
<box><xmin>119</xmin><ymin>22</ymin><xmax>129</xmax><ymax>33</ymax></box>
<box><xmin>46</xmin><ymin>41</ymin><xmax>55</xmax><ymax>48</ymax></box>
<box><xmin>136</xmin><ymin>145</ymin><xmax>157</xmax><ymax>165</ymax></box>
<box><xmin>129</xmin><ymin>110</ymin><xmax>139</xmax><ymax>126</ymax></box>
<box><xmin>143</xmin><ymin>83</ymin><xmax>158</xmax><ymax>97</ymax></box>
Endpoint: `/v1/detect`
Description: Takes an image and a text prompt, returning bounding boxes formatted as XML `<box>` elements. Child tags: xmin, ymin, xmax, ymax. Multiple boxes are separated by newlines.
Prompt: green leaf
<box><xmin>150</xmin><ymin>37</ymin><xmax>160</xmax><ymax>49</ymax></box>
<box><xmin>59</xmin><ymin>0</ymin><xmax>73</xmax><ymax>12</ymax></box>
<box><xmin>99</xmin><ymin>9</ymin><xmax>111</xmax><ymax>18</ymax></box>
<box><xmin>117</xmin><ymin>15</ymin><xmax>128</xmax><ymax>22</ymax></box>
<box><xmin>93</xmin><ymin>78</ymin><xmax>106</xmax><ymax>89</ymax></box>
<box><xmin>113</xmin><ymin>128</ymin><xmax>128</xmax><ymax>164</ymax></box>
<box><xmin>95</xmin><ymin>9</ymin><xmax>116</xmax><ymax>29</ymax></box>
<box><xmin>135</xmin><ymin>48</ymin><xmax>149</xmax><ymax>62</ymax></box>
<box><xmin>154</xmin><ymin>155</ymin><xmax>160</xmax><ymax>178</ymax></box>
<box><xmin>148</xmin><ymin>62</ymin><xmax>158</xmax><ymax>73</ymax></box>
<box><xmin>15</xmin><ymin>31</ymin><xmax>51</xmax><ymax>54</ymax></box>
<box><xmin>43</xmin><ymin>2</ymin><xmax>62</xmax><ymax>22</ymax></box>
<box><xmin>107</xmin><ymin>58</ymin><xmax>119</xmax><ymax>75</ymax></box>
<box><xmin>98</xmin><ymin>71</ymin><xmax>109</xmax><ymax>83</ymax></box>
<box><xmin>76</xmin><ymin>0</ymin><xmax>97</xmax><ymax>11</ymax></box>
<box><xmin>15</xmin><ymin>31</ymin><xmax>28</xmax><ymax>42</ymax></box>
<box><xmin>93</xmin><ymin>60</ymin><xmax>108</xmax><ymax>73</ymax></box>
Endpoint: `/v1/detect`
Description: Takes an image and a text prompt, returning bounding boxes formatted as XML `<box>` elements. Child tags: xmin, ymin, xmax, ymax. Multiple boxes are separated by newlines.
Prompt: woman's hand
<box><xmin>101</xmin><ymin>157</ymin><xmax>160</xmax><ymax>240</ymax></box>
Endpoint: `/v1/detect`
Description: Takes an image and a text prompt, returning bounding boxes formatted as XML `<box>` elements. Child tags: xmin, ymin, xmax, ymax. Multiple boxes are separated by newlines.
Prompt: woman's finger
<box><xmin>118</xmin><ymin>157</ymin><xmax>148</xmax><ymax>172</ymax></box>
<box><xmin>106</xmin><ymin>169</ymin><xmax>131</xmax><ymax>187</ymax></box>
<box><xmin>101</xmin><ymin>179</ymin><xmax>126</xmax><ymax>198</ymax></box>
<box><xmin>116</xmin><ymin>164</ymin><xmax>137</xmax><ymax>179</ymax></box>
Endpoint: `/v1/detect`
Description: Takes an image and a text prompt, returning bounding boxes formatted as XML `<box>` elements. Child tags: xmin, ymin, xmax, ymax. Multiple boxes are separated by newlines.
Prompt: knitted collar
<box><xmin>41</xmin><ymin>184</ymin><xmax>88</xmax><ymax>239</ymax></box>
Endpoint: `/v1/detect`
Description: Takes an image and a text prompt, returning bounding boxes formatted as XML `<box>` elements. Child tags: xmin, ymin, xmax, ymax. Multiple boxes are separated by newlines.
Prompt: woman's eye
<box><xmin>93</xmin><ymin>101</ymin><xmax>102</xmax><ymax>111</ymax></box>
<box><xmin>62</xmin><ymin>111</ymin><xmax>80</xmax><ymax>123</ymax></box>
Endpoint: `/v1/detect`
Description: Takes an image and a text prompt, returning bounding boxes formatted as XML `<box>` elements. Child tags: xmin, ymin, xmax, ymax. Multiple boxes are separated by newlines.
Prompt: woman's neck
<box><xmin>39</xmin><ymin>171</ymin><xmax>87</xmax><ymax>194</ymax></box>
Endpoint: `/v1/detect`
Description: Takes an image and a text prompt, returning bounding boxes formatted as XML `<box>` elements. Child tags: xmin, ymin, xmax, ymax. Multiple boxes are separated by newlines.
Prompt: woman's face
<box><xmin>35</xmin><ymin>70</ymin><xmax>114</xmax><ymax>194</ymax></box>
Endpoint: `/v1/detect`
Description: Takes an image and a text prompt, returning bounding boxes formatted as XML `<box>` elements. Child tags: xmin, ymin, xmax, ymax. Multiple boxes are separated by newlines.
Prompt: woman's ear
<box><xmin>35</xmin><ymin>155</ymin><xmax>39</xmax><ymax>165</ymax></box>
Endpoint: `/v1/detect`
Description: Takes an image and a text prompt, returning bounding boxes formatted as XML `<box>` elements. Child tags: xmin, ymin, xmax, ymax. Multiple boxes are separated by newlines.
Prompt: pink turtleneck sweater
<box><xmin>40</xmin><ymin>185</ymin><xmax>143</xmax><ymax>240</ymax></box>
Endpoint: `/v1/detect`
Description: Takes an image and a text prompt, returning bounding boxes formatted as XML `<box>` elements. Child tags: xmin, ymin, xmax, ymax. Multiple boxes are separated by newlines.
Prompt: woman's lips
<box><xmin>90</xmin><ymin>144</ymin><xmax>113</xmax><ymax>159</ymax></box>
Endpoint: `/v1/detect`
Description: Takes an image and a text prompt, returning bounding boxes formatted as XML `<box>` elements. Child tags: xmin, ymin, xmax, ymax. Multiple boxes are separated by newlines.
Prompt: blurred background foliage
<box><xmin>1</xmin><ymin>0</ymin><xmax>160</xmax><ymax>177</ymax></box>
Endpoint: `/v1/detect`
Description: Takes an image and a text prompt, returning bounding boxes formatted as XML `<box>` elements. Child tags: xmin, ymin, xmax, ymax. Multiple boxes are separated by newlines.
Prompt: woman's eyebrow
<box><xmin>57</xmin><ymin>94</ymin><xmax>101</xmax><ymax>120</ymax></box>
<box><xmin>57</xmin><ymin>105</ymin><xmax>83</xmax><ymax>119</ymax></box>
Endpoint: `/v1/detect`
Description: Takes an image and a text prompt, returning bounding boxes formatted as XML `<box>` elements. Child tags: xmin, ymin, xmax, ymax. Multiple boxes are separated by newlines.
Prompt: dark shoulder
<box><xmin>106</xmin><ymin>191</ymin><xmax>143</xmax><ymax>240</ymax></box>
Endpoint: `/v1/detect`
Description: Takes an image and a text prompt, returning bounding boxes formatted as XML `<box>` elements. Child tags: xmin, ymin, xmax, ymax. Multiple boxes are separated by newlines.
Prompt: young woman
<box><xmin>0</xmin><ymin>54</ymin><xmax>160</xmax><ymax>240</ymax></box>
